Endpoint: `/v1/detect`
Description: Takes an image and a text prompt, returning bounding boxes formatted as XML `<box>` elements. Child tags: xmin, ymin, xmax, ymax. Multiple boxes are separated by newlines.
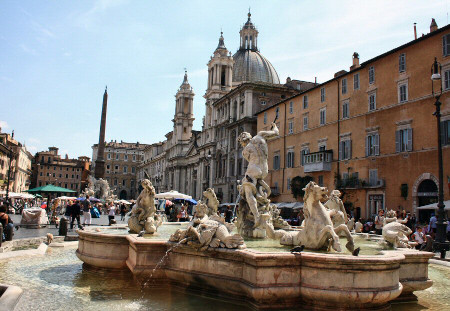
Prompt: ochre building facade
<box><xmin>257</xmin><ymin>20</ymin><xmax>450</xmax><ymax>221</ymax></box>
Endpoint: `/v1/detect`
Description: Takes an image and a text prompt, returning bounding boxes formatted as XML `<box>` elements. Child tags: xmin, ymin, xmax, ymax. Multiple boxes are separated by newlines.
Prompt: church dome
<box><xmin>232</xmin><ymin>49</ymin><xmax>280</xmax><ymax>84</ymax></box>
<box><xmin>232</xmin><ymin>11</ymin><xmax>280</xmax><ymax>84</ymax></box>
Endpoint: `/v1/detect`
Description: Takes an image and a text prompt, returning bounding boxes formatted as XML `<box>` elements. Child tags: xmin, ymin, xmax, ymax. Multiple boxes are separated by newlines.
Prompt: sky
<box><xmin>0</xmin><ymin>0</ymin><xmax>448</xmax><ymax>159</ymax></box>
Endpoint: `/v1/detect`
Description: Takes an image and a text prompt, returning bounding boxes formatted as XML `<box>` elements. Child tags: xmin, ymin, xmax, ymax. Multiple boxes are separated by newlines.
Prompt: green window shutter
<box><xmin>365</xmin><ymin>136</ymin><xmax>369</xmax><ymax>157</ymax></box>
<box><xmin>395</xmin><ymin>130</ymin><xmax>400</xmax><ymax>153</ymax></box>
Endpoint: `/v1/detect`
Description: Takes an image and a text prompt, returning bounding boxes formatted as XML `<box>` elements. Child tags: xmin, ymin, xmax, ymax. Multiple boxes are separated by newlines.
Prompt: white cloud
<box><xmin>0</xmin><ymin>120</ymin><xmax>9</xmax><ymax>130</ymax></box>
<box><xmin>20</xmin><ymin>44</ymin><xmax>37</xmax><ymax>55</ymax></box>
<box><xmin>31</xmin><ymin>21</ymin><xmax>55</xmax><ymax>38</ymax></box>
<box><xmin>77</xmin><ymin>0</ymin><xmax>129</xmax><ymax>30</ymax></box>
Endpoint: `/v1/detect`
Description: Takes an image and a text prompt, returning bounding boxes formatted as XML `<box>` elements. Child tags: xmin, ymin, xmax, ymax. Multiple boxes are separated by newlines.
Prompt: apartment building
<box><xmin>257</xmin><ymin>19</ymin><xmax>450</xmax><ymax>220</ymax></box>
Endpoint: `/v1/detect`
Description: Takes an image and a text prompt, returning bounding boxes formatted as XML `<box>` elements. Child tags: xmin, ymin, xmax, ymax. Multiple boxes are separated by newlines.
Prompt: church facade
<box><xmin>137</xmin><ymin>13</ymin><xmax>314</xmax><ymax>202</ymax></box>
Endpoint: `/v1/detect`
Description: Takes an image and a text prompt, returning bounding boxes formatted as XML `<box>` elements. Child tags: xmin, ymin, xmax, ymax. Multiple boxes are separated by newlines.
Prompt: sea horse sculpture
<box><xmin>382</xmin><ymin>210</ymin><xmax>413</xmax><ymax>248</ymax></box>
<box><xmin>128</xmin><ymin>179</ymin><xmax>162</xmax><ymax>234</ymax></box>
<box><xmin>263</xmin><ymin>182</ymin><xmax>355</xmax><ymax>252</ymax></box>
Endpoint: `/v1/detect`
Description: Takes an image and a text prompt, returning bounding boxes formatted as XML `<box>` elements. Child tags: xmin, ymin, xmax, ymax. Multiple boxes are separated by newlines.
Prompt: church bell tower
<box><xmin>173</xmin><ymin>71</ymin><xmax>195</xmax><ymax>143</ymax></box>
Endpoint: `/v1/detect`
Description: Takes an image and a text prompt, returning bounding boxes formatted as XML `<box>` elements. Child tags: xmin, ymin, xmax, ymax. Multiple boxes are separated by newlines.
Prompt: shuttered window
<box><xmin>320</xmin><ymin>87</ymin><xmax>325</xmax><ymax>102</ymax></box>
<box><xmin>303</xmin><ymin>95</ymin><xmax>308</xmax><ymax>109</ymax></box>
<box><xmin>399</xmin><ymin>53</ymin><xmax>406</xmax><ymax>72</ymax></box>
<box><xmin>320</xmin><ymin>108</ymin><xmax>326</xmax><ymax>125</ymax></box>
<box><xmin>369</xmin><ymin>66</ymin><xmax>375</xmax><ymax>84</ymax></box>
<box><xmin>303</xmin><ymin>115</ymin><xmax>308</xmax><ymax>130</ymax></box>
<box><xmin>365</xmin><ymin>133</ymin><xmax>380</xmax><ymax>156</ymax></box>
<box><xmin>263</xmin><ymin>112</ymin><xmax>267</xmax><ymax>124</ymax></box>
<box><xmin>342</xmin><ymin>78</ymin><xmax>347</xmax><ymax>94</ymax></box>
<box><xmin>289</xmin><ymin>101</ymin><xmax>293</xmax><ymax>114</ymax></box>
<box><xmin>399</xmin><ymin>84</ymin><xmax>408</xmax><ymax>103</ymax></box>
<box><xmin>445</xmin><ymin>70</ymin><xmax>450</xmax><ymax>90</ymax></box>
<box><xmin>301</xmin><ymin>148</ymin><xmax>309</xmax><ymax>166</ymax></box>
<box><xmin>441</xmin><ymin>120</ymin><xmax>450</xmax><ymax>146</ymax></box>
<box><xmin>395</xmin><ymin>128</ymin><xmax>413</xmax><ymax>152</ymax></box>
<box><xmin>369</xmin><ymin>93</ymin><xmax>376</xmax><ymax>111</ymax></box>
<box><xmin>342</xmin><ymin>101</ymin><xmax>349</xmax><ymax>119</ymax></box>
<box><xmin>288</xmin><ymin>120</ymin><xmax>293</xmax><ymax>134</ymax></box>
<box><xmin>287</xmin><ymin>150</ymin><xmax>295</xmax><ymax>168</ymax></box>
<box><xmin>354</xmin><ymin>73</ymin><xmax>360</xmax><ymax>90</ymax></box>
<box><xmin>443</xmin><ymin>34</ymin><xmax>450</xmax><ymax>56</ymax></box>
<box><xmin>339</xmin><ymin>140</ymin><xmax>352</xmax><ymax>160</ymax></box>
<box><xmin>273</xmin><ymin>154</ymin><xmax>280</xmax><ymax>170</ymax></box>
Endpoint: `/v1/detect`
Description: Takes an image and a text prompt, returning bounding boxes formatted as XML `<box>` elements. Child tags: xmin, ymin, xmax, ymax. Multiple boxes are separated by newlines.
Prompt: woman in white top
<box><xmin>108</xmin><ymin>203</ymin><xmax>115</xmax><ymax>225</ymax></box>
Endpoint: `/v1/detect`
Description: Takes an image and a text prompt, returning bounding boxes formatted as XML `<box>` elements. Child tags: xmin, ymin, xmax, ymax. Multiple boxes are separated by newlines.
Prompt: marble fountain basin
<box><xmin>76</xmin><ymin>225</ymin><xmax>434</xmax><ymax>310</ymax></box>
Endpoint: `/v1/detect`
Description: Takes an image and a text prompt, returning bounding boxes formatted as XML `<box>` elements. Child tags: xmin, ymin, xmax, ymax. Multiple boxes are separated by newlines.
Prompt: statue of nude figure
<box><xmin>238</xmin><ymin>122</ymin><xmax>279</xmax><ymax>227</ymax></box>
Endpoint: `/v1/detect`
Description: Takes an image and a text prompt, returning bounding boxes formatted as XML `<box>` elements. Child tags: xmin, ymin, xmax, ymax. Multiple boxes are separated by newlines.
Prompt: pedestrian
<box><xmin>429</xmin><ymin>213</ymin><xmax>437</xmax><ymax>239</ymax></box>
<box><xmin>82</xmin><ymin>195</ymin><xmax>92</xmax><ymax>226</ymax></box>
<box><xmin>120</xmin><ymin>204</ymin><xmax>126</xmax><ymax>221</ymax></box>
<box><xmin>374</xmin><ymin>209</ymin><xmax>385</xmax><ymax>235</ymax></box>
<box><xmin>70</xmin><ymin>200</ymin><xmax>82</xmax><ymax>229</ymax></box>
<box><xmin>177</xmin><ymin>205</ymin><xmax>188</xmax><ymax>222</ymax></box>
<box><xmin>0</xmin><ymin>204</ymin><xmax>14</xmax><ymax>241</ymax></box>
<box><xmin>108</xmin><ymin>202</ymin><xmax>115</xmax><ymax>225</ymax></box>
<box><xmin>225</xmin><ymin>205</ymin><xmax>233</xmax><ymax>223</ymax></box>
<box><xmin>412</xmin><ymin>226</ymin><xmax>425</xmax><ymax>250</ymax></box>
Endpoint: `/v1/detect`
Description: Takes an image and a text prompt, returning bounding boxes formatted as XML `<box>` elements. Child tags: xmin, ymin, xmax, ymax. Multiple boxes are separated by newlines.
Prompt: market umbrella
<box><xmin>173</xmin><ymin>198</ymin><xmax>198</xmax><ymax>205</ymax></box>
<box><xmin>155</xmin><ymin>190</ymin><xmax>192</xmax><ymax>200</ymax></box>
<box><xmin>26</xmin><ymin>184</ymin><xmax>76</xmax><ymax>212</ymax></box>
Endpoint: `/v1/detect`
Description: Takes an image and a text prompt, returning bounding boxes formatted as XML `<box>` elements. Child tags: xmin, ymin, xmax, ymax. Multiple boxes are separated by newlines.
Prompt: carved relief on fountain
<box><xmin>128</xmin><ymin>179</ymin><xmax>162</xmax><ymax>234</ymax></box>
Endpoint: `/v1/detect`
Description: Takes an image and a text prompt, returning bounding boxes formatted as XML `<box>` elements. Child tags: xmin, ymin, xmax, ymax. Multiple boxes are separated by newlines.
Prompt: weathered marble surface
<box><xmin>264</xmin><ymin>182</ymin><xmax>355</xmax><ymax>252</ymax></box>
<box><xmin>77</xmin><ymin>229</ymin><xmax>435</xmax><ymax>310</ymax></box>
<box><xmin>236</xmin><ymin>122</ymin><xmax>292</xmax><ymax>238</ymax></box>
<box><xmin>382</xmin><ymin>210</ymin><xmax>414</xmax><ymax>249</ymax></box>
<box><xmin>0</xmin><ymin>284</ymin><xmax>23</xmax><ymax>311</ymax></box>
<box><xmin>128</xmin><ymin>179</ymin><xmax>162</xmax><ymax>234</ymax></box>
<box><xmin>82</xmin><ymin>176</ymin><xmax>116</xmax><ymax>201</ymax></box>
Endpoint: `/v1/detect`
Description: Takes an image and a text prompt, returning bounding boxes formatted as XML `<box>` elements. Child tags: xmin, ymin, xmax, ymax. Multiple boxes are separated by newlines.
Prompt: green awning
<box><xmin>26</xmin><ymin>184</ymin><xmax>76</xmax><ymax>194</ymax></box>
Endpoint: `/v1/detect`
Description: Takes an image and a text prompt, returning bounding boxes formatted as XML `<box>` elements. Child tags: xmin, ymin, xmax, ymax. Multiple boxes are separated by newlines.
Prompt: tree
<box><xmin>291</xmin><ymin>176</ymin><xmax>313</xmax><ymax>199</ymax></box>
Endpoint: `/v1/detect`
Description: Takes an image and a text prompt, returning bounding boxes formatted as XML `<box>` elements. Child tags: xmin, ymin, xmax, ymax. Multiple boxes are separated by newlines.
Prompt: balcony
<box><xmin>303</xmin><ymin>150</ymin><xmax>333</xmax><ymax>173</ymax></box>
<box><xmin>337</xmin><ymin>177</ymin><xmax>385</xmax><ymax>189</ymax></box>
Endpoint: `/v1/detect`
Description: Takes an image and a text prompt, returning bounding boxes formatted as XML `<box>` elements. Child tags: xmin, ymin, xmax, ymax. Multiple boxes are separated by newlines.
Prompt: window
<box><xmin>318</xmin><ymin>175</ymin><xmax>324</xmax><ymax>186</ymax></box>
<box><xmin>264</xmin><ymin>112</ymin><xmax>267</xmax><ymax>124</ymax></box>
<box><xmin>132</xmin><ymin>166</ymin><xmax>136</xmax><ymax>173</ymax></box>
<box><xmin>301</xmin><ymin>148</ymin><xmax>309</xmax><ymax>165</ymax></box>
<box><xmin>122</xmin><ymin>179</ymin><xmax>126</xmax><ymax>186</ymax></box>
<box><xmin>65</xmin><ymin>174</ymin><xmax>68</xmax><ymax>178</ymax></box>
<box><xmin>115</xmin><ymin>153</ymin><xmax>119</xmax><ymax>160</ymax></box>
<box><xmin>123</xmin><ymin>166</ymin><xmax>128</xmax><ymax>173</ymax></box>
<box><xmin>319</xmin><ymin>145</ymin><xmax>326</xmax><ymax>151</ymax></box>
<box><xmin>399</xmin><ymin>53</ymin><xmax>406</xmax><ymax>72</ymax></box>
<box><xmin>286</xmin><ymin>150</ymin><xmax>295</xmax><ymax>168</ymax></box>
<box><xmin>320</xmin><ymin>87</ymin><xmax>325</xmax><ymax>102</ymax></box>
<box><xmin>339</xmin><ymin>139</ymin><xmax>352</xmax><ymax>160</ymax></box>
<box><xmin>441</xmin><ymin>120</ymin><xmax>450</xmax><ymax>145</ymax></box>
<box><xmin>240</xmin><ymin>102</ymin><xmax>244</xmax><ymax>114</ymax></box>
<box><xmin>124</xmin><ymin>154</ymin><xmax>128</xmax><ymax>160</ymax></box>
<box><xmin>275</xmin><ymin>107</ymin><xmax>279</xmax><ymax>119</ymax></box>
<box><xmin>133</xmin><ymin>155</ymin><xmax>136</xmax><ymax>161</ymax></box>
<box><xmin>289</xmin><ymin>101</ymin><xmax>293</xmax><ymax>114</ymax></box>
<box><xmin>369</xmin><ymin>92</ymin><xmax>376</xmax><ymax>111</ymax></box>
<box><xmin>369</xmin><ymin>169</ymin><xmax>378</xmax><ymax>186</ymax></box>
<box><xmin>354</xmin><ymin>73</ymin><xmax>360</xmax><ymax>90</ymax></box>
<box><xmin>288</xmin><ymin>119</ymin><xmax>293</xmax><ymax>134</ymax></box>
<box><xmin>399</xmin><ymin>83</ymin><xmax>408</xmax><ymax>103</ymax></box>
<box><xmin>303</xmin><ymin>115</ymin><xmax>308</xmax><ymax>130</ymax></box>
<box><xmin>261</xmin><ymin>101</ymin><xmax>266</xmax><ymax>106</ymax></box>
<box><xmin>273</xmin><ymin>153</ymin><xmax>280</xmax><ymax>170</ymax></box>
<box><xmin>342</xmin><ymin>78</ymin><xmax>347</xmax><ymax>94</ymax></box>
<box><xmin>106</xmin><ymin>165</ymin><xmax>110</xmax><ymax>169</ymax></box>
<box><xmin>261</xmin><ymin>92</ymin><xmax>266</xmax><ymax>96</ymax></box>
<box><xmin>443</xmin><ymin>34</ymin><xmax>450</xmax><ymax>56</ymax></box>
<box><xmin>366</xmin><ymin>133</ymin><xmax>380</xmax><ymax>156</ymax></box>
<box><xmin>40</xmin><ymin>172</ymin><xmax>42</xmax><ymax>176</ymax></box>
<box><xmin>287</xmin><ymin>178</ymin><xmax>291</xmax><ymax>191</ymax></box>
<box><xmin>369</xmin><ymin>66</ymin><xmax>375</xmax><ymax>84</ymax></box>
<box><xmin>445</xmin><ymin>70</ymin><xmax>450</xmax><ymax>90</ymax></box>
<box><xmin>342</xmin><ymin>101</ymin><xmax>349</xmax><ymax>119</ymax></box>
<box><xmin>396</xmin><ymin>128</ymin><xmax>413</xmax><ymax>152</ymax></box>
<box><xmin>320</xmin><ymin>108</ymin><xmax>326</xmax><ymax>125</ymax></box>
<box><xmin>107</xmin><ymin>153</ymin><xmax>111</xmax><ymax>159</ymax></box>
<box><xmin>114</xmin><ymin>179</ymin><xmax>118</xmax><ymax>186</ymax></box>
<box><xmin>115</xmin><ymin>165</ymin><xmax>119</xmax><ymax>170</ymax></box>
<box><xmin>303</xmin><ymin>95</ymin><xmax>308</xmax><ymax>109</ymax></box>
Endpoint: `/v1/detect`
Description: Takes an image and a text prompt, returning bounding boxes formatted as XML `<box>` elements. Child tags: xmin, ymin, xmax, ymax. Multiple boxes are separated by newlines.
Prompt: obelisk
<box><xmin>94</xmin><ymin>87</ymin><xmax>108</xmax><ymax>179</ymax></box>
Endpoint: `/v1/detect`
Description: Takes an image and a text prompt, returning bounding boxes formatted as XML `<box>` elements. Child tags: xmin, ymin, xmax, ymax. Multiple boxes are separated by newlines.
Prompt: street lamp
<box><xmin>430</xmin><ymin>57</ymin><xmax>449</xmax><ymax>258</ymax></box>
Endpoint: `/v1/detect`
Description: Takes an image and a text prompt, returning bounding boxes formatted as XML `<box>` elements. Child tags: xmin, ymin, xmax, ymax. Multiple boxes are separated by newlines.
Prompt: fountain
<box><xmin>82</xmin><ymin>176</ymin><xmax>117</xmax><ymax>202</ymax></box>
<box><xmin>74</xmin><ymin>122</ymin><xmax>436</xmax><ymax>310</ymax></box>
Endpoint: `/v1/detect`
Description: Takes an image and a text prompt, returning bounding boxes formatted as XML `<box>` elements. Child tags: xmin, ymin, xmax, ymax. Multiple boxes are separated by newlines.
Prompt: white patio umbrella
<box><xmin>57</xmin><ymin>196</ymin><xmax>77</xmax><ymax>200</ymax></box>
<box><xmin>155</xmin><ymin>190</ymin><xmax>192</xmax><ymax>200</ymax></box>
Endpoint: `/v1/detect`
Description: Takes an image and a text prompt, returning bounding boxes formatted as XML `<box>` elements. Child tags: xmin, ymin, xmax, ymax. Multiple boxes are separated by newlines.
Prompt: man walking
<box><xmin>70</xmin><ymin>200</ymin><xmax>82</xmax><ymax>229</ymax></box>
<box><xmin>82</xmin><ymin>195</ymin><xmax>92</xmax><ymax>226</ymax></box>
<box><xmin>374</xmin><ymin>209</ymin><xmax>385</xmax><ymax>235</ymax></box>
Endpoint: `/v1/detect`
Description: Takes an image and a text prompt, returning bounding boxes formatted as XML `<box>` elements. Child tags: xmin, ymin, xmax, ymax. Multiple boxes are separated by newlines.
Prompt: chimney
<box><xmin>430</xmin><ymin>18</ymin><xmax>438</xmax><ymax>32</ymax></box>
<box><xmin>65</xmin><ymin>154</ymin><xmax>69</xmax><ymax>159</ymax></box>
<box><xmin>314</xmin><ymin>77</ymin><xmax>317</xmax><ymax>84</ymax></box>
<box><xmin>350</xmin><ymin>52</ymin><xmax>360</xmax><ymax>70</ymax></box>
<box><xmin>414</xmin><ymin>23</ymin><xmax>417</xmax><ymax>39</ymax></box>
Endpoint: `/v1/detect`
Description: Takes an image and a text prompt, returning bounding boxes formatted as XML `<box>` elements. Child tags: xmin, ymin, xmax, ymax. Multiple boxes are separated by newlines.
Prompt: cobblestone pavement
<box><xmin>9</xmin><ymin>214</ymin><xmax>128</xmax><ymax>239</ymax></box>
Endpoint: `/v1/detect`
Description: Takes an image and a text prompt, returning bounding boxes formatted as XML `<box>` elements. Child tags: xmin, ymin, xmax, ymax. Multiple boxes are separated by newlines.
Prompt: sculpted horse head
<box><xmin>141</xmin><ymin>179</ymin><xmax>155</xmax><ymax>196</ymax></box>
<box><xmin>303</xmin><ymin>181</ymin><xmax>328</xmax><ymax>215</ymax></box>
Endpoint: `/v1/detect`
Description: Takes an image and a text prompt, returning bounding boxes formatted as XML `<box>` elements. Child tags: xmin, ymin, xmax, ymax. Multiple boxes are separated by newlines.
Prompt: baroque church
<box><xmin>138</xmin><ymin>12</ymin><xmax>315</xmax><ymax>202</ymax></box>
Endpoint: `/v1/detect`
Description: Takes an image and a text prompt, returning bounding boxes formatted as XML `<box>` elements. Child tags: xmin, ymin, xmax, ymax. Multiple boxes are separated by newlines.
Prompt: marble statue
<box><xmin>382</xmin><ymin>210</ymin><xmax>413</xmax><ymax>248</ymax></box>
<box><xmin>347</xmin><ymin>218</ymin><xmax>355</xmax><ymax>232</ymax></box>
<box><xmin>324</xmin><ymin>190</ymin><xmax>350</xmax><ymax>236</ymax></box>
<box><xmin>83</xmin><ymin>176</ymin><xmax>117</xmax><ymax>202</ymax></box>
<box><xmin>263</xmin><ymin>182</ymin><xmax>355</xmax><ymax>252</ymax></box>
<box><xmin>354</xmin><ymin>220</ymin><xmax>363</xmax><ymax>233</ymax></box>
<box><xmin>128</xmin><ymin>179</ymin><xmax>162</xmax><ymax>234</ymax></box>
<box><xmin>202</xmin><ymin>188</ymin><xmax>219</xmax><ymax>216</ymax></box>
<box><xmin>236</xmin><ymin>122</ymin><xmax>281</xmax><ymax>238</ymax></box>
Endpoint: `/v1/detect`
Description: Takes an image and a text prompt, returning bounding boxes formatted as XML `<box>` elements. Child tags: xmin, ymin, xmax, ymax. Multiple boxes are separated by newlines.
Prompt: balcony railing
<box><xmin>337</xmin><ymin>177</ymin><xmax>385</xmax><ymax>189</ymax></box>
<box><xmin>303</xmin><ymin>150</ymin><xmax>333</xmax><ymax>173</ymax></box>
